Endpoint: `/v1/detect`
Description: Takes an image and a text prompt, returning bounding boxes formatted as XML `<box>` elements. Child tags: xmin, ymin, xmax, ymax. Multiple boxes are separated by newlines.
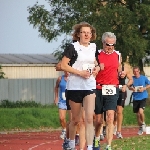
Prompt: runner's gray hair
<box><xmin>102</xmin><ymin>32</ymin><xmax>116</xmax><ymax>43</ymax></box>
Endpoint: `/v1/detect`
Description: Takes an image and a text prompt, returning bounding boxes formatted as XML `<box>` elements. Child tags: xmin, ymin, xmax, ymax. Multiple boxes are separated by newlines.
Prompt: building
<box><xmin>0</xmin><ymin>54</ymin><xmax>63</xmax><ymax>79</ymax></box>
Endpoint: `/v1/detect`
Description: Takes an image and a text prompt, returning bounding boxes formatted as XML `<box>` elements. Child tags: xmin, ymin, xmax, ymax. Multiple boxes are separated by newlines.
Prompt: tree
<box><xmin>27</xmin><ymin>0</ymin><xmax>150</xmax><ymax>68</ymax></box>
<box><xmin>0</xmin><ymin>65</ymin><xmax>5</xmax><ymax>79</ymax></box>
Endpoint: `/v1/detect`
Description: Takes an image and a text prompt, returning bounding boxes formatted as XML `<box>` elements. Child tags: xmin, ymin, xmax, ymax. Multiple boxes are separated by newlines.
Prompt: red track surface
<box><xmin>0</xmin><ymin>127</ymin><xmax>145</xmax><ymax>150</ymax></box>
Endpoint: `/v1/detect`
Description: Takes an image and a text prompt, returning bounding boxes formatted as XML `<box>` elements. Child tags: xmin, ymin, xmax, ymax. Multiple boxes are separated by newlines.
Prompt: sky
<box><xmin>0</xmin><ymin>0</ymin><xmax>63</xmax><ymax>54</ymax></box>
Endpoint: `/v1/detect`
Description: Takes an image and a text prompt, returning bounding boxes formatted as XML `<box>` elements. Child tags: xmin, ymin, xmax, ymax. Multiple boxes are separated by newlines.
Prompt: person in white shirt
<box><xmin>60</xmin><ymin>22</ymin><xmax>100</xmax><ymax>150</ymax></box>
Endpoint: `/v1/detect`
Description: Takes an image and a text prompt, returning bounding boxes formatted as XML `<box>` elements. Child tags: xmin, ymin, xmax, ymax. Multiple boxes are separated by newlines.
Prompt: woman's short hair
<box><xmin>72</xmin><ymin>22</ymin><xmax>96</xmax><ymax>41</ymax></box>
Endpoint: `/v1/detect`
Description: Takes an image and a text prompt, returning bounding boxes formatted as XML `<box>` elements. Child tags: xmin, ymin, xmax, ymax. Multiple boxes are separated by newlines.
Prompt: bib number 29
<box><xmin>102</xmin><ymin>85</ymin><xmax>116</xmax><ymax>95</ymax></box>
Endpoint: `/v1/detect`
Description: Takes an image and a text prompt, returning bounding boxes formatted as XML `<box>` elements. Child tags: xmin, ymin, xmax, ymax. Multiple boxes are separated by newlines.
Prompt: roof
<box><xmin>0</xmin><ymin>54</ymin><xmax>58</xmax><ymax>66</ymax></box>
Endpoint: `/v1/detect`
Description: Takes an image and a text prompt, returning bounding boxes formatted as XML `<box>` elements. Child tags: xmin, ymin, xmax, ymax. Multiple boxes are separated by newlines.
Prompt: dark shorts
<box><xmin>66</xmin><ymin>89</ymin><xmax>96</xmax><ymax>104</ymax></box>
<box><xmin>117</xmin><ymin>91</ymin><xmax>127</xmax><ymax>108</ymax></box>
<box><xmin>95</xmin><ymin>88</ymin><xmax>119</xmax><ymax>114</ymax></box>
<box><xmin>133</xmin><ymin>99</ymin><xmax>146</xmax><ymax>113</ymax></box>
<box><xmin>65</xmin><ymin>89</ymin><xmax>71</xmax><ymax>110</ymax></box>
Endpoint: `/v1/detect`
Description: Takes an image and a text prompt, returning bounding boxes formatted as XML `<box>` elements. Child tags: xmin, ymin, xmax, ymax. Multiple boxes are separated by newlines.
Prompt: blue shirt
<box><xmin>59</xmin><ymin>75</ymin><xmax>67</xmax><ymax>103</ymax></box>
<box><xmin>132</xmin><ymin>75</ymin><xmax>150</xmax><ymax>100</ymax></box>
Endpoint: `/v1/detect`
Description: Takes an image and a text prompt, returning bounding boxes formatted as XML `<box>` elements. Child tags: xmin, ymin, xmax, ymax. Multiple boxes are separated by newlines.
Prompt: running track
<box><xmin>0</xmin><ymin>127</ymin><xmax>144</xmax><ymax>150</ymax></box>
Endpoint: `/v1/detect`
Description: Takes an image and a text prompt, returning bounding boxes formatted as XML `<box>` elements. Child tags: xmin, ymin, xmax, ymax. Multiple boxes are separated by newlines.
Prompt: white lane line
<box><xmin>28</xmin><ymin>140</ymin><xmax>59</xmax><ymax>150</ymax></box>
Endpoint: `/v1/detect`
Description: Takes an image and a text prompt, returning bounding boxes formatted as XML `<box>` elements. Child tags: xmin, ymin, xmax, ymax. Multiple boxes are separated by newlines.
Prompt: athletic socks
<box><xmin>87</xmin><ymin>145</ymin><xmax>93</xmax><ymax>150</ymax></box>
<box><xmin>68</xmin><ymin>139</ymin><xmax>75</xmax><ymax>148</ymax></box>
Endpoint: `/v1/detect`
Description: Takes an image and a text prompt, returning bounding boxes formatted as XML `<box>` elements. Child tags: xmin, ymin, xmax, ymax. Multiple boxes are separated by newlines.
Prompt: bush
<box><xmin>0</xmin><ymin>100</ymin><xmax>51</xmax><ymax>108</ymax></box>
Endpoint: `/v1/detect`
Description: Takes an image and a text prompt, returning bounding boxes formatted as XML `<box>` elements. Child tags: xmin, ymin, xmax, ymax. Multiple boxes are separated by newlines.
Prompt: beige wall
<box><xmin>2</xmin><ymin>65</ymin><xmax>63</xmax><ymax>79</ymax></box>
<box><xmin>143</xmin><ymin>67</ymin><xmax>150</xmax><ymax>77</ymax></box>
<box><xmin>2</xmin><ymin>64</ymin><xmax>150</xmax><ymax>79</ymax></box>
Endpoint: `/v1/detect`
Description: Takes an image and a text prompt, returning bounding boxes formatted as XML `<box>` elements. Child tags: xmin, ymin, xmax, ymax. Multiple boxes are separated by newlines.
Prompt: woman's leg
<box><xmin>79</xmin><ymin>108</ymin><xmax>86</xmax><ymax>149</ymax></box>
<box><xmin>83</xmin><ymin>93</ymin><xmax>96</xmax><ymax>147</ymax></box>
<box><xmin>69</xmin><ymin>100</ymin><xmax>82</xmax><ymax>148</ymax></box>
<box><xmin>59</xmin><ymin>109</ymin><xmax>67</xmax><ymax>139</ymax></box>
<box><xmin>66</xmin><ymin>110</ymin><xmax>72</xmax><ymax>139</ymax></box>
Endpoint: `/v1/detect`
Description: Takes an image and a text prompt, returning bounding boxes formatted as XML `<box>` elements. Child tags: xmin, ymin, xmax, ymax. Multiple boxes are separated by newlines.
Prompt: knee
<box><xmin>86</xmin><ymin>116</ymin><xmax>93</xmax><ymax>124</ymax></box>
<box><xmin>139</xmin><ymin>108</ymin><xmax>144</xmax><ymax>114</ymax></box>
<box><xmin>72</xmin><ymin>117</ymin><xmax>80</xmax><ymax>126</ymax></box>
<box><xmin>80</xmin><ymin>117</ymin><xmax>85</xmax><ymax>125</ymax></box>
<box><xmin>117</xmin><ymin>110</ymin><xmax>122</xmax><ymax>115</ymax></box>
<box><xmin>117</xmin><ymin>107</ymin><xmax>123</xmax><ymax>115</ymax></box>
<box><xmin>79</xmin><ymin>120</ymin><xmax>85</xmax><ymax>127</ymax></box>
<box><xmin>96</xmin><ymin>119</ymin><xmax>103</xmax><ymax>126</ymax></box>
<box><xmin>59</xmin><ymin>116</ymin><xmax>65</xmax><ymax>121</ymax></box>
<box><xmin>107</xmin><ymin>113</ymin><xmax>114</xmax><ymax>123</ymax></box>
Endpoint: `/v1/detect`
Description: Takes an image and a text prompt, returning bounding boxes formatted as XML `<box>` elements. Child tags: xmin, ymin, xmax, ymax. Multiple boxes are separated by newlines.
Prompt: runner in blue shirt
<box><xmin>54</xmin><ymin>71</ymin><xmax>69</xmax><ymax>139</ymax></box>
<box><xmin>129</xmin><ymin>66</ymin><xmax>150</xmax><ymax>135</ymax></box>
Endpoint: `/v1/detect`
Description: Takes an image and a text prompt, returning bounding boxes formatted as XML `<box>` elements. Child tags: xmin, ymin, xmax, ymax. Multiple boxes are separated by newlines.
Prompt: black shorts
<box><xmin>117</xmin><ymin>91</ymin><xmax>127</xmax><ymax>108</ymax></box>
<box><xmin>95</xmin><ymin>88</ymin><xmax>119</xmax><ymax>114</ymax></box>
<box><xmin>65</xmin><ymin>89</ymin><xmax>71</xmax><ymax>110</ymax></box>
<box><xmin>66</xmin><ymin>89</ymin><xmax>96</xmax><ymax>104</ymax></box>
<box><xmin>133</xmin><ymin>99</ymin><xmax>146</xmax><ymax>113</ymax></box>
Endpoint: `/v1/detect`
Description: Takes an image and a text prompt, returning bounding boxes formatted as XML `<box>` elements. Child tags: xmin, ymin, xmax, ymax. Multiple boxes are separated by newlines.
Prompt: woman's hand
<box><xmin>55</xmin><ymin>61</ymin><xmax>62</xmax><ymax>71</ymax></box>
<box><xmin>79</xmin><ymin>70</ymin><xmax>91</xmax><ymax>79</ymax></box>
<box><xmin>92</xmin><ymin>66</ymin><xmax>100</xmax><ymax>78</ymax></box>
<box><xmin>54</xmin><ymin>98</ymin><xmax>58</xmax><ymax>105</ymax></box>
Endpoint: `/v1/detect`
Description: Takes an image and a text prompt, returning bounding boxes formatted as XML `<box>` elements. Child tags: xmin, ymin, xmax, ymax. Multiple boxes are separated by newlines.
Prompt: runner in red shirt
<box><xmin>93</xmin><ymin>32</ymin><xmax>122</xmax><ymax>150</ymax></box>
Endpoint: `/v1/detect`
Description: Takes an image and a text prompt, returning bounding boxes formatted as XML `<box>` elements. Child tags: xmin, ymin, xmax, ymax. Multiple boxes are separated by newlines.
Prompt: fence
<box><xmin>0</xmin><ymin>78</ymin><xmax>133</xmax><ymax>106</ymax></box>
<box><xmin>0</xmin><ymin>78</ymin><xmax>150</xmax><ymax>106</ymax></box>
<box><xmin>0</xmin><ymin>79</ymin><xmax>57</xmax><ymax>105</ymax></box>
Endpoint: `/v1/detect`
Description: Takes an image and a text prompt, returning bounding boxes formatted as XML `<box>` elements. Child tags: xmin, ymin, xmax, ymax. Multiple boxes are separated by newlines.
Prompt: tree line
<box><xmin>27</xmin><ymin>0</ymin><xmax>150</xmax><ymax>71</ymax></box>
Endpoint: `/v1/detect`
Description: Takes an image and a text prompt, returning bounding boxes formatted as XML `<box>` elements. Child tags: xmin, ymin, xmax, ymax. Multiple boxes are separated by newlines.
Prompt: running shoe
<box><xmin>66</xmin><ymin>148</ymin><xmax>76</xmax><ymax>150</ymax></box>
<box><xmin>116</xmin><ymin>132</ymin><xmax>123</xmax><ymax>139</ymax></box>
<box><xmin>60</xmin><ymin>130</ymin><xmax>66</xmax><ymax>139</ymax></box>
<box><xmin>100</xmin><ymin>134</ymin><xmax>104</xmax><ymax>141</ymax></box>
<box><xmin>62</xmin><ymin>138</ymin><xmax>69</xmax><ymax>150</ymax></box>
<box><xmin>106</xmin><ymin>145</ymin><xmax>112</xmax><ymax>150</ymax></box>
<box><xmin>142</xmin><ymin>123</ymin><xmax>146</xmax><ymax>132</ymax></box>
<box><xmin>137</xmin><ymin>126</ymin><xmax>143</xmax><ymax>135</ymax></box>
<box><xmin>93</xmin><ymin>137</ymin><xmax>100</xmax><ymax>150</ymax></box>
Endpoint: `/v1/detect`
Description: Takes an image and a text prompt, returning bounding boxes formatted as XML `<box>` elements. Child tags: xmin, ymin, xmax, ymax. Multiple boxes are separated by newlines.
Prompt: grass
<box><xmin>0</xmin><ymin>102</ymin><xmax>61</xmax><ymax>131</ymax></box>
<box><xmin>101</xmin><ymin>136</ymin><xmax>150</xmax><ymax>150</ymax></box>
<box><xmin>123</xmin><ymin>105</ymin><xmax>150</xmax><ymax>126</ymax></box>
<box><xmin>0</xmin><ymin>100</ymin><xmax>150</xmax><ymax>131</ymax></box>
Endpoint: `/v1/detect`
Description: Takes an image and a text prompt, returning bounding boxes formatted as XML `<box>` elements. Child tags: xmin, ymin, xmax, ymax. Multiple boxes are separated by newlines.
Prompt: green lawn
<box><xmin>0</xmin><ymin>104</ymin><xmax>150</xmax><ymax>131</ymax></box>
<box><xmin>102</xmin><ymin>135</ymin><xmax>150</xmax><ymax>150</ymax></box>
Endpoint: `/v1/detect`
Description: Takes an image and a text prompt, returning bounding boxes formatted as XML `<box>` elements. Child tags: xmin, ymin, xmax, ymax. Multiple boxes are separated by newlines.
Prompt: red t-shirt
<box><xmin>96</xmin><ymin>50</ymin><xmax>120</xmax><ymax>89</ymax></box>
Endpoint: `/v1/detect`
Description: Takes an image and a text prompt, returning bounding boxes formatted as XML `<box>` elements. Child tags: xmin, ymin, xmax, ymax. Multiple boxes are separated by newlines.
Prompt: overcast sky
<box><xmin>0</xmin><ymin>0</ymin><xmax>64</xmax><ymax>54</ymax></box>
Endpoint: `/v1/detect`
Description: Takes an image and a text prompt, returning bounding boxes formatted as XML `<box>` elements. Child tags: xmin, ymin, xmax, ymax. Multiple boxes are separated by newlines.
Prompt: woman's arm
<box><xmin>55</xmin><ymin>61</ymin><xmax>62</xmax><ymax>71</ymax></box>
<box><xmin>54</xmin><ymin>76</ymin><xmax>61</xmax><ymax>105</ymax></box>
<box><xmin>61</xmin><ymin>56</ymin><xmax>91</xmax><ymax>79</ymax></box>
<box><xmin>92</xmin><ymin>58</ymin><xmax>100</xmax><ymax>77</ymax></box>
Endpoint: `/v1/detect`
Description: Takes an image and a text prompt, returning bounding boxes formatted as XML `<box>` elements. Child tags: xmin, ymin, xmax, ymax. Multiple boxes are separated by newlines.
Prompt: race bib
<box><xmin>102</xmin><ymin>85</ymin><xmax>116</xmax><ymax>95</ymax></box>
<box><xmin>62</xmin><ymin>92</ymin><xmax>66</xmax><ymax>100</ymax></box>
<box><xmin>82</xmin><ymin>64</ymin><xmax>95</xmax><ymax>74</ymax></box>
<box><xmin>134</xmin><ymin>86</ymin><xmax>143</xmax><ymax>92</ymax></box>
